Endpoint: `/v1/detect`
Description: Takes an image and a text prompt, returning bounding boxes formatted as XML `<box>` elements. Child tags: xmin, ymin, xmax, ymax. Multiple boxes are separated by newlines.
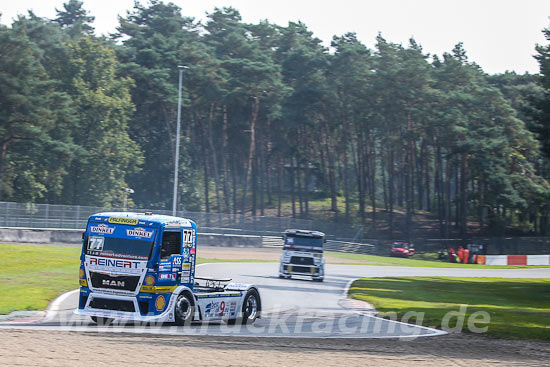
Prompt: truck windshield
<box><xmin>284</xmin><ymin>235</ymin><xmax>323</xmax><ymax>251</ymax></box>
<box><xmin>86</xmin><ymin>235</ymin><xmax>154</xmax><ymax>261</ymax></box>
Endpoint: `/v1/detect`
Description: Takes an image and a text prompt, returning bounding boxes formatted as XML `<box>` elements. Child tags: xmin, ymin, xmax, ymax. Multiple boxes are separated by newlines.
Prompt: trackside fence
<box><xmin>0</xmin><ymin>201</ymin><xmax>374</xmax><ymax>253</ymax></box>
<box><xmin>1</xmin><ymin>201</ymin><xmax>549</xmax><ymax>255</ymax></box>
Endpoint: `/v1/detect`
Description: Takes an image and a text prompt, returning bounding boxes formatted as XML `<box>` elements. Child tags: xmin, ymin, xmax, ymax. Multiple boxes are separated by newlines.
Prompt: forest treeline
<box><xmin>1</xmin><ymin>0</ymin><xmax>550</xmax><ymax>239</ymax></box>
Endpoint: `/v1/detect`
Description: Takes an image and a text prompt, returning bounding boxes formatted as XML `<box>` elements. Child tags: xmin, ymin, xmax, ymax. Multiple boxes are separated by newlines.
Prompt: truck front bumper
<box><xmin>74</xmin><ymin>290</ymin><xmax>178</xmax><ymax>323</ymax></box>
<box><xmin>280</xmin><ymin>263</ymin><xmax>323</xmax><ymax>278</ymax></box>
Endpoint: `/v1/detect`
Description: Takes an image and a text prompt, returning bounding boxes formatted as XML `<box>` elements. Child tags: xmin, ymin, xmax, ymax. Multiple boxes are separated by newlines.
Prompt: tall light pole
<box><xmin>123</xmin><ymin>188</ymin><xmax>134</xmax><ymax>211</ymax></box>
<box><xmin>173</xmin><ymin>65</ymin><xmax>189</xmax><ymax>216</ymax></box>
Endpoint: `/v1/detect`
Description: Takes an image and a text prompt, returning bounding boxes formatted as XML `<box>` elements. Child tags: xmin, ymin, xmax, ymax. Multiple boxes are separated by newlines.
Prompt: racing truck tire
<box><xmin>174</xmin><ymin>292</ymin><xmax>195</xmax><ymax>326</ymax></box>
<box><xmin>228</xmin><ymin>289</ymin><xmax>260</xmax><ymax>325</ymax></box>
<box><xmin>91</xmin><ymin>316</ymin><xmax>114</xmax><ymax>326</ymax></box>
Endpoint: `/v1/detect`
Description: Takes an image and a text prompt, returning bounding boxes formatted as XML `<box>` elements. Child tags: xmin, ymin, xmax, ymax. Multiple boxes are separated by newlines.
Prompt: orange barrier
<box><xmin>462</xmin><ymin>249</ymin><xmax>469</xmax><ymax>264</ymax></box>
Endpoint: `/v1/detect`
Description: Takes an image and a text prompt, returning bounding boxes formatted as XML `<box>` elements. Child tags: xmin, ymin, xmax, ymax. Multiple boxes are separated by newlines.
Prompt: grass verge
<box><xmin>0</xmin><ymin>244</ymin><xmax>81</xmax><ymax>315</ymax></box>
<box><xmin>349</xmin><ymin>277</ymin><xmax>550</xmax><ymax>340</ymax></box>
<box><xmin>0</xmin><ymin>244</ymin><xmax>274</xmax><ymax>315</ymax></box>
<box><xmin>326</xmin><ymin>252</ymin><xmax>550</xmax><ymax>268</ymax></box>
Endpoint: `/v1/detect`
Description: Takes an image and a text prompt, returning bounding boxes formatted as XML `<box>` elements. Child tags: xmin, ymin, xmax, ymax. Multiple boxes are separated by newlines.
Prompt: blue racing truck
<box><xmin>75</xmin><ymin>212</ymin><xmax>261</xmax><ymax>325</ymax></box>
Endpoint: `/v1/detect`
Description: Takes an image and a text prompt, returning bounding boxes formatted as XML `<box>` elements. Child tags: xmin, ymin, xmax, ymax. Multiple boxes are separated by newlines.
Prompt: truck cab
<box><xmin>75</xmin><ymin>212</ymin><xmax>261</xmax><ymax>325</ymax></box>
<box><xmin>279</xmin><ymin>229</ymin><xmax>325</xmax><ymax>282</ymax></box>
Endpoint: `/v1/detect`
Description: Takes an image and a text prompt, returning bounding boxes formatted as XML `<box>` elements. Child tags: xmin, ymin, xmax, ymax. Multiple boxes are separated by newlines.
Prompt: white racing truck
<box><xmin>279</xmin><ymin>229</ymin><xmax>325</xmax><ymax>281</ymax></box>
<box><xmin>75</xmin><ymin>212</ymin><xmax>261</xmax><ymax>325</ymax></box>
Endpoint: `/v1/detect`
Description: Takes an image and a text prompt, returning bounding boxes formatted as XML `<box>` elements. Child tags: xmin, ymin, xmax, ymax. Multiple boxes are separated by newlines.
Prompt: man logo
<box><xmin>102</xmin><ymin>279</ymin><xmax>125</xmax><ymax>287</ymax></box>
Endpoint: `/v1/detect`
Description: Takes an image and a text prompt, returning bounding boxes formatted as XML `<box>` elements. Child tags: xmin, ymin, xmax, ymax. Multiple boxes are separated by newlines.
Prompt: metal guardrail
<box><xmin>325</xmin><ymin>240</ymin><xmax>376</xmax><ymax>255</ymax></box>
<box><xmin>0</xmin><ymin>201</ymin><xmax>365</xmax><ymax>243</ymax></box>
<box><xmin>259</xmin><ymin>235</ymin><xmax>375</xmax><ymax>255</ymax></box>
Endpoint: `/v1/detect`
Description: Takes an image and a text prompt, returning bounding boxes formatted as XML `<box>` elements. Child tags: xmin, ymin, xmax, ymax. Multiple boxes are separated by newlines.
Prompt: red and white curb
<box><xmin>482</xmin><ymin>254</ymin><xmax>550</xmax><ymax>266</ymax></box>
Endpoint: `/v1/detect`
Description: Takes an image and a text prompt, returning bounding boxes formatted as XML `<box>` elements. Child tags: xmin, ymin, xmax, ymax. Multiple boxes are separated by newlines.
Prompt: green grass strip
<box><xmin>349</xmin><ymin>277</ymin><xmax>550</xmax><ymax>340</ymax></box>
<box><xmin>0</xmin><ymin>244</ymin><xmax>275</xmax><ymax>315</ymax></box>
<box><xmin>0</xmin><ymin>244</ymin><xmax>81</xmax><ymax>315</ymax></box>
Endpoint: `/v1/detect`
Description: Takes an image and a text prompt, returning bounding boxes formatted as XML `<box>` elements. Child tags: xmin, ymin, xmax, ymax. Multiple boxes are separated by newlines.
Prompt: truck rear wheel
<box><xmin>228</xmin><ymin>289</ymin><xmax>260</xmax><ymax>325</ymax></box>
<box><xmin>91</xmin><ymin>316</ymin><xmax>113</xmax><ymax>326</ymax></box>
<box><xmin>174</xmin><ymin>292</ymin><xmax>194</xmax><ymax>326</ymax></box>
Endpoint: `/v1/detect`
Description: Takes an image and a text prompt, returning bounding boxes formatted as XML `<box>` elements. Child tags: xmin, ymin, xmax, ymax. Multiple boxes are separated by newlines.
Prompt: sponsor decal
<box><xmin>172</xmin><ymin>256</ymin><xmax>182</xmax><ymax>266</ymax></box>
<box><xmin>102</xmin><ymin>279</ymin><xmax>125</xmax><ymax>288</ymax></box>
<box><xmin>126</xmin><ymin>227</ymin><xmax>153</xmax><ymax>238</ymax></box>
<box><xmin>140</xmin><ymin>285</ymin><xmax>177</xmax><ymax>293</ymax></box>
<box><xmin>92</xmin><ymin>252</ymin><xmax>148</xmax><ymax>261</ymax></box>
<box><xmin>90</xmin><ymin>224</ymin><xmax>114</xmax><ymax>234</ymax></box>
<box><xmin>182</xmin><ymin>263</ymin><xmax>191</xmax><ymax>269</ymax></box>
<box><xmin>145</xmin><ymin>275</ymin><xmax>155</xmax><ymax>285</ymax></box>
<box><xmin>179</xmin><ymin>219</ymin><xmax>192</xmax><ymax>227</ymax></box>
<box><xmin>108</xmin><ymin>217</ymin><xmax>139</xmax><ymax>225</ymax></box>
<box><xmin>166</xmin><ymin>219</ymin><xmax>192</xmax><ymax>228</ymax></box>
<box><xmin>205</xmin><ymin>301</ymin><xmax>221</xmax><ymax>317</ymax></box>
<box><xmin>204</xmin><ymin>299</ymin><xmax>239</xmax><ymax>318</ymax></box>
<box><xmin>158</xmin><ymin>273</ymin><xmax>176</xmax><ymax>281</ymax></box>
<box><xmin>89</xmin><ymin>257</ymin><xmax>142</xmax><ymax>269</ymax></box>
<box><xmin>181</xmin><ymin>275</ymin><xmax>191</xmax><ymax>283</ymax></box>
<box><xmin>225</xmin><ymin>283</ymin><xmax>249</xmax><ymax>291</ymax></box>
<box><xmin>229</xmin><ymin>301</ymin><xmax>237</xmax><ymax>316</ymax></box>
<box><xmin>196</xmin><ymin>293</ymin><xmax>241</xmax><ymax>299</ymax></box>
<box><xmin>155</xmin><ymin>295</ymin><xmax>166</xmax><ymax>311</ymax></box>
<box><xmin>190</xmin><ymin>248</ymin><xmax>195</xmax><ymax>255</ymax></box>
<box><xmin>79</xmin><ymin>279</ymin><xmax>88</xmax><ymax>287</ymax></box>
<box><xmin>181</xmin><ymin>271</ymin><xmax>190</xmax><ymax>277</ymax></box>
<box><xmin>165</xmin><ymin>221</ymin><xmax>182</xmax><ymax>228</ymax></box>
<box><xmin>79</xmin><ymin>268</ymin><xmax>85</xmax><ymax>278</ymax></box>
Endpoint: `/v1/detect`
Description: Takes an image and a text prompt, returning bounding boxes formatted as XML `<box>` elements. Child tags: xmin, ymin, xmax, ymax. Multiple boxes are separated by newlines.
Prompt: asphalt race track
<box><xmin>1</xmin><ymin>262</ymin><xmax>549</xmax><ymax>338</ymax></box>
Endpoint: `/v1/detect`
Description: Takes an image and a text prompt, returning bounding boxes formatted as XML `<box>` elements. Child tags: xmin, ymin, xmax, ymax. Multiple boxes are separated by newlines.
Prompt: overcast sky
<box><xmin>1</xmin><ymin>0</ymin><xmax>549</xmax><ymax>75</ymax></box>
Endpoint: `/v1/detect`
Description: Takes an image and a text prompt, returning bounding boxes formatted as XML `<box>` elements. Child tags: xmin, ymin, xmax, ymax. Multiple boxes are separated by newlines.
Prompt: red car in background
<box><xmin>390</xmin><ymin>241</ymin><xmax>415</xmax><ymax>257</ymax></box>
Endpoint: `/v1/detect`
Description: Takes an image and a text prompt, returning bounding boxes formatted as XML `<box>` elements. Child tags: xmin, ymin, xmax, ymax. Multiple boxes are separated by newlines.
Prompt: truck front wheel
<box><xmin>174</xmin><ymin>292</ymin><xmax>194</xmax><ymax>325</ymax></box>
